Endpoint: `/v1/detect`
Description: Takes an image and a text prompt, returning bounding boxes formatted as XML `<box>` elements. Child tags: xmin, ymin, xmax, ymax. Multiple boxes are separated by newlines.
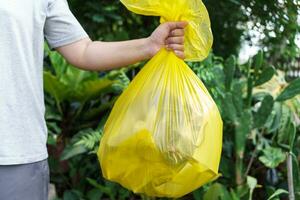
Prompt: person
<box><xmin>0</xmin><ymin>0</ymin><xmax>187</xmax><ymax>199</ymax></box>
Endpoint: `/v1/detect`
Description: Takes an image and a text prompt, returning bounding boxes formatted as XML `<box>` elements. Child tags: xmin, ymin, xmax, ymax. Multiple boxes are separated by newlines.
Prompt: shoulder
<box><xmin>47</xmin><ymin>0</ymin><xmax>68</xmax><ymax>8</ymax></box>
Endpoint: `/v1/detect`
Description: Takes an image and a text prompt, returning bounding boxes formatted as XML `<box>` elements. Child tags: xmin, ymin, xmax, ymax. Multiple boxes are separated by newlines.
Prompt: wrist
<box><xmin>145</xmin><ymin>37</ymin><xmax>160</xmax><ymax>59</ymax></box>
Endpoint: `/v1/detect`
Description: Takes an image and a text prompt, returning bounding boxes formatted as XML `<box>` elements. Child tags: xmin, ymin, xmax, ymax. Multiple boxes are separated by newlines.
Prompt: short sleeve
<box><xmin>44</xmin><ymin>0</ymin><xmax>89</xmax><ymax>49</ymax></box>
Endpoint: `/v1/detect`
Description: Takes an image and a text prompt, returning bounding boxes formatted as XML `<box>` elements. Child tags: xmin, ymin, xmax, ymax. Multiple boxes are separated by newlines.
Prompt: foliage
<box><xmin>68</xmin><ymin>0</ymin><xmax>158</xmax><ymax>41</ymax></box>
<box><xmin>258</xmin><ymin>146</ymin><xmax>286</xmax><ymax>169</ymax></box>
<box><xmin>68</xmin><ymin>0</ymin><xmax>300</xmax><ymax>65</ymax></box>
<box><xmin>43</xmin><ymin>1</ymin><xmax>300</xmax><ymax>199</ymax></box>
<box><xmin>204</xmin><ymin>0</ymin><xmax>300</xmax><ymax>66</ymax></box>
<box><xmin>45</xmin><ymin>49</ymin><xmax>300</xmax><ymax>199</ymax></box>
<box><xmin>190</xmin><ymin>51</ymin><xmax>300</xmax><ymax>200</ymax></box>
<box><xmin>44</xmin><ymin>48</ymin><xmax>132</xmax><ymax>198</ymax></box>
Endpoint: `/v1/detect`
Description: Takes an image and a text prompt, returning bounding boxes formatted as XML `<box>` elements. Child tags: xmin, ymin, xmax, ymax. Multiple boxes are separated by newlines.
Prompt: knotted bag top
<box><xmin>121</xmin><ymin>0</ymin><xmax>213</xmax><ymax>61</ymax></box>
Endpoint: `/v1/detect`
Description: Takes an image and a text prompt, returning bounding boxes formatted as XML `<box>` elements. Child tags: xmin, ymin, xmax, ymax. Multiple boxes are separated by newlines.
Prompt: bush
<box><xmin>44</xmin><ymin>48</ymin><xmax>300</xmax><ymax>199</ymax></box>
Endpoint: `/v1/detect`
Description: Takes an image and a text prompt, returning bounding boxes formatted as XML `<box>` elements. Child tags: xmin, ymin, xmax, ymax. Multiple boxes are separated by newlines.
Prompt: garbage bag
<box><xmin>97</xmin><ymin>0</ymin><xmax>223</xmax><ymax>198</ymax></box>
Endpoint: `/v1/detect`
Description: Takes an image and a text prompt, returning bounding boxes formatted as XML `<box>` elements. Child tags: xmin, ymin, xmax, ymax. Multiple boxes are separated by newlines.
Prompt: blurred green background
<box><xmin>44</xmin><ymin>0</ymin><xmax>300</xmax><ymax>199</ymax></box>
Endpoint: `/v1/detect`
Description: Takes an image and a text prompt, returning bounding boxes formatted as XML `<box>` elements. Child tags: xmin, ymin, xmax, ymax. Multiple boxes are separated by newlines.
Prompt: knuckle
<box><xmin>178</xmin><ymin>30</ymin><xmax>184</xmax><ymax>36</ymax></box>
<box><xmin>174</xmin><ymin>44</ymin><xmax>183</xmax><ymax>50</ymax></box>
<box><xmin>176</xmin><ymin>37</ymin><xmax>183</xmax><ymax>43</ymax></box>
<box><xmin>171</xmin><ymin>30</ymin><xmax>176</xmax><ymax>36</ymax></box>
<box><xmin>174</xmin><ymin>29</ymin><xmax>184</xmax><ymax>36</ymax></box>
<box><xmin>168</xmin><ymin>36</ymin><xmax>185</xmax><ymax>44</ymax></box>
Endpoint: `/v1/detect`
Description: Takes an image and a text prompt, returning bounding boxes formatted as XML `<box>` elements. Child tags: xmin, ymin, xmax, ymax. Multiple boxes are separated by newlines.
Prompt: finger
<box><xmin>174</xmin><ymin>50</ymin><xmax>185</xmax><ymax>59</ymax></box>
<box><xmin>166</xmin><ymin>36</ymin><xmax>184</xmax><ymax>45</ymax></box>
<box><xmin>166</xmin><ymin>21</ymin><xmax>188</xmax><ymax>30</ymax></box>
<box><xmin>167</xmin><ymin>44</ymin><xmax>184</xmax><ymax>51</ymax></box>
<box><xmin>170</xmin><ymin>29</ymin><xmax>184</xmax><ymax>37</ymax></box>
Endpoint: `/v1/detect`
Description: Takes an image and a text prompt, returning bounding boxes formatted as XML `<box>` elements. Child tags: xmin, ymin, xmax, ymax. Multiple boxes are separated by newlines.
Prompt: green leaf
<box><xmin>223</xmin><ymin>93</ymin><xmax>238</xmax><ymax>122</ymax></box>
<box><xmin>229</xmin><ymin>188</ymin><xmax>240</xmax><ymax>200</ymax></box>
<box><xmin>74</xmin><ymin>78</ymin><xmax>114</xmax><ymax>102</ymax></box>
<box><xmin>276</xmin><ymin>105</ymin><xmax>296</xmax><ymax>151</ymax></box>
<box><xmin>43</xmin><ymin>71</ymin><xmax>70</xmax><ymax>103</ymax></box>
<box><xmin>48</xmin><ymin>50</ymin><xmax>98</xmax><ymax>82</ymax></box>
<box><xmin>266</xmin><ymin>188</ymin><xmax>288</xmax><ymax>200</ymax></box>
<box><xmin>48</xmin><ymin>51</ymin><xmax>69</xmax><ymax>77</ymax></box>
<box><xmin>60</xmin><ymin>128</ymin><xmax>102</xmax><ymax>160</ymax></box>
<box><xmin>60</xmin><ymin>145</ymin><xmax>87</xmax><ymax>161</ymax></box>
<box><xmin>118</xmin><ymin>188</ymin><xmax>131</xmax><ymax>200</ymax></box>
<box><xmin>192</xmin><ymin>188</ymin><xmax>203</xmax><ymax>200</ymax></box>
<box><xmin>45</xmin><ymin>108</ymin><xmax>62</xmax><ymax>121</ymax></box>
<box><xmin>277</xmin><ymin>120</ymin><xmax>296</xmax><ymax>151</ymax></box>
<box><xmin>232</xmin><ymin>81</ymin><xmax>244</xmax><ymax>115</ymax></box>
<box><xmin>81</xmin><ymin>101</ymin><xmax>114</xmax><ymax>121</ymax></box>
<box><xmin>236</xmin><ymin>184</ymin><xmax>250</xmax><ymax>198</ymax></box>
<box><xmin>74</xmin><ymin>129</ymin><xmax>102</xmax><ymax>151</ymax></box>
<box><xmin>61</xmin><ymin>67</ymin><xmax>98</xmax><ymax>87</ymax></box>
<box><xmin>86</xmin><ymin>178</ymin><xmax>115</xmax><ymax>200</ymax></box>
<box><xmin>47</xmin><ymin>132</ymin><xmax>57</xmax><ymax>146</ymax></box>
<box><xmin>247</xmin><ymin>176</ymin><xmax>257</xmax><ymax>200</ymax></box>
<box><xmin>87</xmin><ymin>189</ymin><xmax>103</xmax><ymax>200</ymax></box>
<box><xmin>46</xmin><ymin>121</ymin><xmax>61</xmax><ymax>135</ymax></box>
<box><xmin>63</xmin><ymin>190</ymin><xmax>82</xmax><ymax>200</ymax></box>
<box><xmin>287</xmin><ymin>123</ymin><xmax>296</xmax><ymax>151</ymax></box>
<box><xmin>224</xmin><ymin>55</ymin><xmax>236</xmax><ymax>90</ymax></box>
<box><xmin>235</xmin><ymin>109</ymin><xmax>252</xmax><ymax>154</ymax></box>
<box><xmin>276</xmin><ymin>78</ymin><xmax>300</xmax><ymax>101</ymax></box>
<box><xmin>63</xmin><ymin>192</ymin><xmax>77</xmax><ymax>200</ymax></box>
<box><xmin>203</xmin><ymin>183</ymin><xmax>232</xmax><ymax>200</ymax></box>
<box><xmin>265</xmin><ymin>102</ymin><xmax>282</xmax><ymax>133</ymax></box>
<box><xmin>103</xmin><ymin>69</ymin><xmax>131</xmax><ymax>94</ymax></box>
<box><xmin>253</xmin><ymin>94</ymin><xmax>274</xmax><ymax>128</ymax></box>
<box><xmin>254</xmin><ymin>66</ymin><xmax>276</xmax><ymax>86</ymax></box>
<box><xmin>259</xmin><ymin>146</ymin><xmax>286</xmax><ymax>168</ymax></box>
<box><xmin>246</xmin><ymin>77</ymin><xmax>253</xmax><ymax>107</ymax></box>
<box><xmin>254</xmin><ymin>50</ymin><xmax>264</xmax><ymax>75</ymax></box>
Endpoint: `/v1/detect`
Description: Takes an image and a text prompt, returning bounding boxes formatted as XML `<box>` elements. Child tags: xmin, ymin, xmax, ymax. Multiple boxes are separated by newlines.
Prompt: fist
<box><xmin>148</xmin><ymin>21</ymin><xmax>188</xmax><ymax>59</ymax></box>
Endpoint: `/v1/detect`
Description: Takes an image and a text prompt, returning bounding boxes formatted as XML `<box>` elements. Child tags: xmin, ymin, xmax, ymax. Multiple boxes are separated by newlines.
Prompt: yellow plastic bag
<box><xmin>98</xmin><ymin>0</ymin><xmax>223</xmax><ymax>198</ymax></box>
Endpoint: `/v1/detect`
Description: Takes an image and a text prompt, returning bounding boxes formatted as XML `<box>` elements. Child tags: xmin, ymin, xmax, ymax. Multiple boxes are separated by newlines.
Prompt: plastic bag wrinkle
<box><xmin>98</xmin><ymin>0</ymin><xmax>222</xmax><ymax>198</ymax></box>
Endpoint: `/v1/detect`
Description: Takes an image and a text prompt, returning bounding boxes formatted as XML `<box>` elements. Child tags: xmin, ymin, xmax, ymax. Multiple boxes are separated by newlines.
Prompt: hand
<box><xmin>147</xmin><ymin>21</ymin><xmax>188</xmax><ymax>59</ymax></box>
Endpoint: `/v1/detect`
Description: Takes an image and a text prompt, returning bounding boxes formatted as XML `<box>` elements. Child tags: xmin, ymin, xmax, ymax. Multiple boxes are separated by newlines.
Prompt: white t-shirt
<box><xmin>0</xmin><ymin>0</ymin><xmax>88</xmax><ymax>164</ymax></box>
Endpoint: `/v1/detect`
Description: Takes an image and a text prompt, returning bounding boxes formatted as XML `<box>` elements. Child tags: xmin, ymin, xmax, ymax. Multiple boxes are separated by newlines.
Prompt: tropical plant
<box><xmin>67</xmin><ymin>0</ymin><xmax>300</xmax><ymax>67</ymax></box>
<box><xmin>190</xmin><ymin>51</ymin><xmax>300</xmax><ymax>200</ymax></box>
<box><xmin>44</xmin><ymin>46</ymin><xmax>133</xmax><ymax>199</ymax></box>
<box><xmin>45</xmin><ymin>48</ymin><xmax>300</xmax><ymax>199</ymax></box>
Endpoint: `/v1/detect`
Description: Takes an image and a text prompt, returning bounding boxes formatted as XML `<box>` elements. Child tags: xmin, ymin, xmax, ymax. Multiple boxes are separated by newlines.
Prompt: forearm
<box><xmin>57</xmin><ymin>38</ymin><xmax>154</xmax><ymax>71</ymax></box>
<box><xmin>56</xmin><ymin>21</ymin><xmax>187</xmax><ymax>71</ymax></box>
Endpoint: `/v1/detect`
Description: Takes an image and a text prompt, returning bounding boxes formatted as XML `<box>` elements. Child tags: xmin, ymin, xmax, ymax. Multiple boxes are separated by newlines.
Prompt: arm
<box><xmin>56</xmin><ymin>22</ymin><xmax>187</xmax><ymax>71</ymax></box>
